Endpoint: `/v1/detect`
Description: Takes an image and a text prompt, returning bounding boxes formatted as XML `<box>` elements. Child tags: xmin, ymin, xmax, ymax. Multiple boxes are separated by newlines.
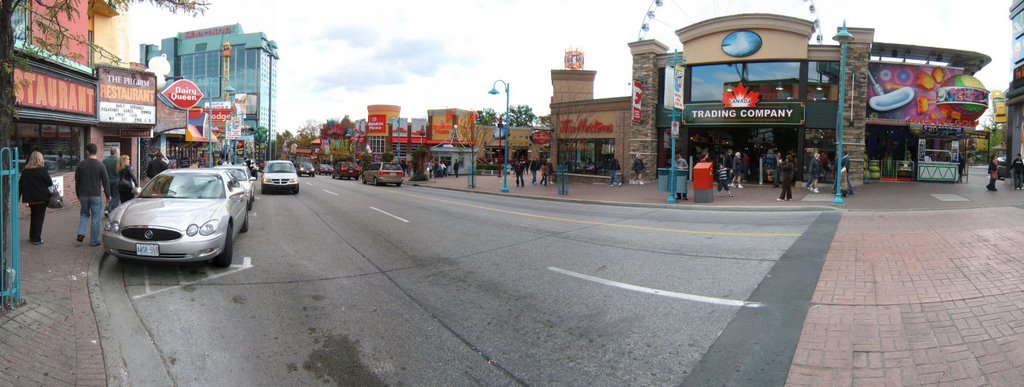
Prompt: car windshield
<box><xmin>265</xmin><ymin>163</ymin><xmax>296</xmax><ymax>173</ymax></box>
<box><xmin>300</xmin><ymin>163</ymin><xmax>313</xmax><ymax>169</ymax></box>
<box><xmin>141</xmin><ymin>174</ymin><xmax>225</xmax><ymax>199</ymax></box>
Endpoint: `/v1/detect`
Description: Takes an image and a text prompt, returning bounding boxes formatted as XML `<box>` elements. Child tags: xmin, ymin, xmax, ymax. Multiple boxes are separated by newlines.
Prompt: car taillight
<box><xmin>396</xmin><ymin>171</ymin><xmax>404</xmax><ymax>176</ymax></box>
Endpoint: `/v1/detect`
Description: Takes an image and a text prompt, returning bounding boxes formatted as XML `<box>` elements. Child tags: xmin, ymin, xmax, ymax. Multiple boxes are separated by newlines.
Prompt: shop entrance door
<box><xmin>687</xmin><ymin>126</ymin><xmax>799</xmax><ymax>184</ymax></box>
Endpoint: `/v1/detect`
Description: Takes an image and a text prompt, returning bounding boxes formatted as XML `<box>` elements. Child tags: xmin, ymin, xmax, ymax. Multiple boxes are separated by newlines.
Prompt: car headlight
<box><xmin>186</xmin><ymin>224</ymin><xmax>199</xmax><ymax>237</ymax></box>
<box><xmin>199</xmin><ymin>220</ymin><xmax>219</xmax><ymax>236</ymax></box>
<box><xmin>287</xmin><ymin>178</ymin><xmax>298</xmax><ymax>184</ymax></box>
<box><xmin>262</xmin><ymin>177</ymin><xmax>270</xmax><ymax>183</ymax></box>
<box><xmin>104</xmin><ymin>220</ymin><xmax>119</xmax><ymax>232</ymax></box>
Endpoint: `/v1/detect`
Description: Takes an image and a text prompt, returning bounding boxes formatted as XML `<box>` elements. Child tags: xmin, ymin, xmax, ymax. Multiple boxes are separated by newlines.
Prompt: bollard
<box><xmin>556</xmin><ymin>166</ymin><xmax>569</xmax><ymax>195</ymax></box>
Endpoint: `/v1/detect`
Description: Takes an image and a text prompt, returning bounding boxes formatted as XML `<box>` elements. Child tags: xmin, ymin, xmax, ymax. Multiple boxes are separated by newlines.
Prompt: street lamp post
<box><xmin>489</xmin><ymin>80</ymin><xmax>510</xmax><ymax>193</ymax></box>
<box><xmin>665</xmin><ymin>49</ymin><xmax>685</xmax><ymax>204</ymax></box>
<box><xmin>832</xmin><ymin>22</ymin><xmax>854</xmax><ymax>206</ymax></box>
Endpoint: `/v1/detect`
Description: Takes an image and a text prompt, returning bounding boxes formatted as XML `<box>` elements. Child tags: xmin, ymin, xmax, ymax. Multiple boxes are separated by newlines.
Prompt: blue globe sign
<box><xmin>722</xmin><ymin>30</ymin><xmax>762</xmax><ymax>58</ymax></box>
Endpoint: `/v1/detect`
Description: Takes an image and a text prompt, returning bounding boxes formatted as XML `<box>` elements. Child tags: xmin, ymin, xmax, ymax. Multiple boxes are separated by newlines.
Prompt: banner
<box><xmin>632</xmin><ymin>81</ymin><xmax>642</xmax><ymax>121</ymax></box>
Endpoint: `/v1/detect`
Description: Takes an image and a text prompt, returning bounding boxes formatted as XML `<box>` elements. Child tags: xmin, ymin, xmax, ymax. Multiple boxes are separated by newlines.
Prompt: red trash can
<box><xmin>693</xmin><ymin>162</ymin><xmax>714</xmax><ymax>203</ymax></box>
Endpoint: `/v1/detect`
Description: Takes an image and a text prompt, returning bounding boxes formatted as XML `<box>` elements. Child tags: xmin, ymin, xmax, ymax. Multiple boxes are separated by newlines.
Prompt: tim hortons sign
<box><xmin>161</xmin><ymin>79</ymin><xmax>204</xmax><ymax>110</ymax></box>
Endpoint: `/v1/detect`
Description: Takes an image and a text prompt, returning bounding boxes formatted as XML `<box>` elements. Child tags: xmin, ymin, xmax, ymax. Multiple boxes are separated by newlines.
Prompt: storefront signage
<box><xmin>684</xmin><ymin>102</ymin><xmax>806</xmax><ymax>126</ymax></box>
<box><xmin>721</xmin><ymin>30</ymin><xmax>762</xmax><ymax>58</ymax></box>
<box><xmin>920</xmin><ymin>125</ymin><xmax>964</xmax><ymax>137</ymax></box>
<box><xmin>1014</xmin><ymin>35</ymin><xmax>1024</xmax><ymax>64</ymax></box>
<box><xmin>119</xmin><ymin>129</ymin><xmax>153</xmax><ymax>138</ymax></box>
<box><xmin>558</xmin><ymin>118</ymin><xmax>613</xmax><ymax>133</ymax></box>
<box><xmin>98</xmin><ymin>67</ymin><xmax>156</xmax><ymax>125</ymax></box>
<box><xmin>367</xmin><ymin>114</ymin><xmax>387</xmax><ymax>136</ymax></box>
<box><xmin>161</xmin><ymin>79</ymin><xmax>204</xmax><ymax>110</ymax></box>
<box><xmin>13</xmin><ymin>68</ymin><xmax>96</xmax><ymax>116</ymax></box>
<box><xmin>184</xmin><ymin>26</ymin><xmax>235</xmax><ymax>40</ymax></box>
<box><xmin>1014</xmin><ymin>10</ymin><xmax>1024</xmax><ymax>37</ymax></box>
<box><xmin>632</xmin><ymin>81</ymin><xmax>642</xmax><ymax>121</ymax></box>
<box><xmin>530</xmin><ymin>131</ymin><xmax>551</xmax><ymax>144</ymax></box>
<box><xmin>1013</xmin><ymin>63</ymin><xmax>1024</xmax><ymax>90</ymax></box>
<box><xmin>721</xmin><ymin>83</ymin><xmax>759</xmax><ymax>107</ymax></box>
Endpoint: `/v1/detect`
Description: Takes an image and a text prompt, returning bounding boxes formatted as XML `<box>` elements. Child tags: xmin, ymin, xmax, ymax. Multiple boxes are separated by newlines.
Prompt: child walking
<box><xmin>716</xmin><ymin>162</ymin><xmax>732</xmax><ymax>197</ymax></box>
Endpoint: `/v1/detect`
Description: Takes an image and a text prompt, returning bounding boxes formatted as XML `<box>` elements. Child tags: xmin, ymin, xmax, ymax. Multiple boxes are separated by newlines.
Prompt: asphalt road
<box><xmin>98</xmin><ymin>174</ymin><xmax>836</xmax><ymax>385</ymax></box>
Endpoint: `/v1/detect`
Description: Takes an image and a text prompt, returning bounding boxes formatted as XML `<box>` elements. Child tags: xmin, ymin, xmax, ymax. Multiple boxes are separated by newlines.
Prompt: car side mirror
<box><xmin>133</xmin><ymin>187</ymin><xmax>142</xmax><ymax>195</ymax></box>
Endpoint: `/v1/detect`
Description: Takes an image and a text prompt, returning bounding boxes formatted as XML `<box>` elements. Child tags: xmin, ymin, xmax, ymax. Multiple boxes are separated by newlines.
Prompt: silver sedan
<box><xmin>102</xmin><ymin>169</ymin><xmax>250</xmax><ymax>267</ymax></box>
<box><xmin>214</xmin><ymin>165</ymin><xmax>256</xmax><ymax>210</ymax></box>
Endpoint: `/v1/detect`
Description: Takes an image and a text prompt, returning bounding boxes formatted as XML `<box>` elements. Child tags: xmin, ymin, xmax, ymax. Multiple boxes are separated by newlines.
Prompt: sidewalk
<box><xmin>0</xmin><ymin>207</ymin><xmax>105</xmax><ymax>386</ymax></box>
<box><xmin>415</xmin><ymin>172</ymin><xmax>1024</xmax><ymax>211</ymax></box>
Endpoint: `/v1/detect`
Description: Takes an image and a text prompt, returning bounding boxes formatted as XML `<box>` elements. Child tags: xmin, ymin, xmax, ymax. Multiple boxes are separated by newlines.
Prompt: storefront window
<box><xmin>369</xmin><ymin>137</ymin><xmax>386</xmax><ymax>154</ymax></box>
<box><xmin>690</xmin><ymin>62</ymin><xmax>802</xmax><ymax>102</ymax></box>
<box><xmin>807</xmin><ymin>61</ymin><xmax>840</xmax><ymax>101</ymax></box>
<box><xmin>13</xmin><ymin>123</ymin><xmax>83</xmax><ymax>172</ymax></box>
<box><xmin>804</xmin><ymin>128</ymin><xmax>836</xmax><ymax>183</ymax></box>
<box><xmin>557</xmin><ymin>138</ymin><xmax>615</xmax><ymax>174</ymax></box>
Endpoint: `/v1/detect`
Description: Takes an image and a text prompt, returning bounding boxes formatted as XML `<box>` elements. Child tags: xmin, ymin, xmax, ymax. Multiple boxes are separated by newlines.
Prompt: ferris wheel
<box><xmin>637</xmin><ymin>0</ymin><xmax>823</xmax><ymax>45</ymax></box>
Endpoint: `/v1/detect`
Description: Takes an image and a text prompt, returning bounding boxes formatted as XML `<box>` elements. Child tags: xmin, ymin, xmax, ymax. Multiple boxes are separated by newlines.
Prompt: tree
<box><xmin>294</xmin><ymin>119</ymin><xmax>321</xmax><ymax>148</ymax></box>
<box><xmin>475</xmin><ymin>108</ymin><xmax>498</xmax><ymax>127</ymax></box>
<box><xmin>508</xmin><ymin>104</ymin><xmax>537</xmax><ymax>127</ymax></box>
<box><xmin>274</xmin><ymin>129</ymin><xmax>295</xmax><ymax>158</ymax></box>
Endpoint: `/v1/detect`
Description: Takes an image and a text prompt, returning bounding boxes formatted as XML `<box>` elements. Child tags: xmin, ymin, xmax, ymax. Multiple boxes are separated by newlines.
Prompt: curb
<box><xmin>89</xmin><ymin>249</ymin><xmax>128</xmax><ymax>386</ymax></box>
<box><xmin>411</xmin><ymin>182</ymin><xmax>841</xmax><ymax>212</ymax></box>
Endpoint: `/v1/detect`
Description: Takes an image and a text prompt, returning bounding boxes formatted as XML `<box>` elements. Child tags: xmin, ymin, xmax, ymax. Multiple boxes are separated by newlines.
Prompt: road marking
<box><xmin>370</xmin><ymin>206</ymin><xmax>410</xmax><ymax>223</ymax></box>
<box><xmin>385</xmin><ymin>191</ymin><xmax>799</xmax><ymax>238</ymax></box>
<box><xmin>305</xmin><ymin>182</ymin><xmax>315</xmax><ymax>186</ymax></box>
<box><xmin>131</xmin><ymin>257</ymin><xmax>254</xmax><ymax>300</ymax></box>
<box><xmin>322</xmin><ymin>189</ymin><xmax>339</xmax><ymax>196</ymax></box>
<box><xmin>143</xmin><ymin>265</ymin><xmax>150</xmax><ymax>294</ymax></box>
<box><xmin>548</xmin><ymin>267</ymin><xmax>761</xmax><ymax>308</ymax></box>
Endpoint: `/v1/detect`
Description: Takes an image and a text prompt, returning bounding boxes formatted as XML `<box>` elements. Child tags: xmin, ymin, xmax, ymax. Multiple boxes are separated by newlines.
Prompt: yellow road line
<box><xmin>386</xmin><ymin>189</ymin><xmax>801</xmax><ymax>238</ymax></box>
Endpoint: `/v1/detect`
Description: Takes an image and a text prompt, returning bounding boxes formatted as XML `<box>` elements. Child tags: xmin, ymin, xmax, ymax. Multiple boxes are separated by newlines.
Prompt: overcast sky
<box><xmin>127</xmin><ymin>0</ymin><xmax>1013</xmax><ymax>133</ymax></box>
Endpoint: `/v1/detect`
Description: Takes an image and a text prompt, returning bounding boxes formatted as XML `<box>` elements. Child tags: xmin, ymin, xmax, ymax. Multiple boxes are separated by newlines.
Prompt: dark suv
<box><xmin>296</xmin><ymin>162</ymin><xmax>316</xmax><ymax>177</ymax></box>
<box><xmin>332</xmin><ymin>161</ymin><xmax>361</xmax><ymax>180</ymax></box>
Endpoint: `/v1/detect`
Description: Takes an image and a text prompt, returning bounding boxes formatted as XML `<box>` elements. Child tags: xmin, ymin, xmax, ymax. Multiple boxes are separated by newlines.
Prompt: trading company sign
<box><xmin>161</xmin><ymin>79</ymin><xmax>204</xmax><ymax>110</ymax></box>
<box><xmin>684</xmin><ymin>102</ymin><xmax>806</xmax><ymax>126</ymax></box>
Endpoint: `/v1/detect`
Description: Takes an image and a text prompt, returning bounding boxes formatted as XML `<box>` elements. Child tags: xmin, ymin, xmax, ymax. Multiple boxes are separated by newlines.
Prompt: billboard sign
<box><xmin>98</xmin><ymin>67</ymin><xmax>156</xmax><ymax>125</ymax></box>
<box><xmin>161</xmin><ymin>79</ymin><xmax>204</xmax><ymax>110</ymax></box>
<box><xmin>866</xmin><ymin>63</ymin><xmax>980</xmax><ymax>127</ymax></box>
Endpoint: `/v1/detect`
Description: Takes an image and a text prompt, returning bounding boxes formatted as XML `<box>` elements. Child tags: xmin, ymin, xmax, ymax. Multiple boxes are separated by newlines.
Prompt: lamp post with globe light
<box><xmin>832</xmin><ymin>22</ymin><xmax>853</xmax><ymax>206</ymax></box>
<box><xmin>489</xmin><ymin>80</ymin><xmax>510</xmax><ymax>193</ymax></box>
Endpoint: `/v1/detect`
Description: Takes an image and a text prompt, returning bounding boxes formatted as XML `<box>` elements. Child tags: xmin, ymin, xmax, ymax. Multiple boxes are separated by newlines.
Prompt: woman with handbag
<box><xmin>19</xmin><ymin>151</ymin><xmax>53</xmax><ymax>245</ymax></box>
<box><xmin>117</xmin><ymin>155</ymin><xmax>139</xmax><ymax>202</ymax></box>
<box><xmin>987</xmin><ymin>155</ymin><xmax>999</xmax><ymax>192</ymax></box>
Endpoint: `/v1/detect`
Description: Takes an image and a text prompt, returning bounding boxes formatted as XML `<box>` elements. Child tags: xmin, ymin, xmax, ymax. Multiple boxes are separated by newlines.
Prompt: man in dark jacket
<box><xmin>75</xmin><ymin>143</ymin><xmax>109</xmax><ymax>246</ymax></box>
<box><xmin>513</xmin><ymin>158</ymin><xmax>527</xmax><ymax>187</ymax></box>
<box><xmin>608</xmin><ymin>156</ymin><xmax>621</xmax><ymax>186</ymax></box>
<box><xmin>1012</xmin><ymin>153</ymin><xmax>1024</xmax><ymax>190</ymax></box>
<box><xmin>102</xmin><ymin>147</ymin><xmax>120</xmax><ymax>215</ymax></box>
<box><xmin>145</xmin><ymin>152</ymin><xmax>169</xmax><ymax>179</ymax></box>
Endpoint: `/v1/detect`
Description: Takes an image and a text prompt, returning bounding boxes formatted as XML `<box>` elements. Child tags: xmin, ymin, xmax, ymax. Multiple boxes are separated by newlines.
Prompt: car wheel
<box><xmin>395</xmin><ymin>183</ymin><xmax>402</xmax><ymax>187</ymax></box>
<box><xmin>240</xmin><ymin>211</ymin><xmax>249</xmax><ymax>233</ymax></box>
<box><xmin>213</xmin><ymin>226</ymin><xmax>233</xmax><ymax>267</ymax></box>
<box><xmin>362</xmin><ymin>176</ymin><xmax>367</xmax><ymax>184</ymax></box>
<box><xmin>374</xmin><ymin>177</ymin><xmax>380</xmax><ymax>186</ymax></box>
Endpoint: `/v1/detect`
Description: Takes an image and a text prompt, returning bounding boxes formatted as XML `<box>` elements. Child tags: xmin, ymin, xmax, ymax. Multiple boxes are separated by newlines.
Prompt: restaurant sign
<box><xmin>13</xmin><ymin>68</ymin><xmax>96</xmax><ymax>116</ymax></box>
<box><xmin>98</xmin><ymin>67</ymin><xmax>156</xmax><ymax>125</ymax></box>
<box><xmin>684</xmin><ymin>102</ymin><xmax>805</xmax><ymax>126</ymax></box>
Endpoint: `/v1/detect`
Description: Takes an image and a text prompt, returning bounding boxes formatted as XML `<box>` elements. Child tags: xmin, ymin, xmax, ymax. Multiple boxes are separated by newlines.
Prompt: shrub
<box><xmin>382</xmin><ymin>152</ymin><xmax>395</xmax><ymax>162</ymax></box>
<box><xmin>409</xmin><ymin>173</ymin><xmax>429</xmax><ymax>182</ymax></box>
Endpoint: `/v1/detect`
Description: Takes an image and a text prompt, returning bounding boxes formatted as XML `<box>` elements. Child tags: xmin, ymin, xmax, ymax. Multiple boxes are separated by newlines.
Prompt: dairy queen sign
<box><xmin>161</xmin><ymin>79</ymin><xmax>204</xmax><ymax>110</ymax></box>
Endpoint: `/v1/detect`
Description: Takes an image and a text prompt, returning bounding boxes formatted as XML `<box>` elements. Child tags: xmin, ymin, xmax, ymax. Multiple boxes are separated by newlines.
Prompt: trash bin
<box><xmin>556</xmin><ymin>165</ymin><xmax>569</xmax><ymax>195</ymax></box>
<box><xmin>675</xmin><ymin>169</ymin><xmax>688</xmax><ymax>197</ymax></box>
<box><xmin>693</xmin><ymin>162</ymin><xmax>714</xmax><ymax>203</ymax></box>
<box><xmin>656</xmin><ymin>168</ymin><xmax>671</xmax><ymax>192</ymax></box>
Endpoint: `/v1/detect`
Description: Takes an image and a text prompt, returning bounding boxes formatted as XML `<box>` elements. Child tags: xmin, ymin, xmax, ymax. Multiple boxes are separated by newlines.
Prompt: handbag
<box><xmin>46</xmin><ymin>186</ymin><xmax>63</xmax><ymax>209</ymax></box>
<box><xmin>118</xmin><ymin>170</ymin><xmax>135</xmax><ymax>191</ymax></box>
<box><xmin>991</xmin><ymin>171</ymin><xmax>998</xmax><ymax>180</ymax></box>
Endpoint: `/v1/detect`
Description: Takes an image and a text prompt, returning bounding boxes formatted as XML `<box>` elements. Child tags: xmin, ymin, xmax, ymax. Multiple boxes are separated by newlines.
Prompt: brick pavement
<box><xmin>0</xmin><ymin>206</ymin><xmax>106</xmax><ymax>386</ymax></box>
<box><xmin>787</xmin><ymin>207</ymin><xmax>1024</xmax><ymax>386</ymax></box>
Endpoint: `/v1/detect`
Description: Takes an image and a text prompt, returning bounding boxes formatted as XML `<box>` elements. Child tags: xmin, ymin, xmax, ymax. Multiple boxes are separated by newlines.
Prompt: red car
<box><xmin>332</xmin><ymin>161</ymin><xmax>361</xmax><ymax>180</ymax></box>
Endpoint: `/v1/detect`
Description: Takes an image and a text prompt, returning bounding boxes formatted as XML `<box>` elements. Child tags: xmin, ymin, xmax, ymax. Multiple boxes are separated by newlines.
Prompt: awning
<box><xmin>186</xmin><ymin>124</ymin><xmax>209</xmax><ymax>142</ymax></box>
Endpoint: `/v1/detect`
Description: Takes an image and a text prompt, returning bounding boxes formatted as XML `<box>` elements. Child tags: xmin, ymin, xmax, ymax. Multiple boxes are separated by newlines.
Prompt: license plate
<box><xmin>137</xmin><ymin>243</ymin><xmax>159</xmax><ymax>257</ymax></box>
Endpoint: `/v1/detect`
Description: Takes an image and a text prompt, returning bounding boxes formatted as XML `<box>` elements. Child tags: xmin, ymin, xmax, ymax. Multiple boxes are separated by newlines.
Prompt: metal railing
<box><xmin>1</xmin><ymin>147</ymin><xmax>22</xmax><ymax>310</ymax></box>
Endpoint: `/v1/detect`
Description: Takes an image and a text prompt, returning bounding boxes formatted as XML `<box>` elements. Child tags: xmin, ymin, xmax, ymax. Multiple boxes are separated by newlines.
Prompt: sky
<box><xmin>127</xmin><ymin>0</ymin><xmax>1014</xmax><ymax>134</ymax></box>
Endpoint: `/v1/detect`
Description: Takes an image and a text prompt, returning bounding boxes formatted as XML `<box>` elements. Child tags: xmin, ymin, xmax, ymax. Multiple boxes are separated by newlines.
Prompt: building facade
<box><xmin>553</xmin><ymin>14</ymin><xmax>990</xmax><ymax>186</ymax></box>
<box><xmin>1007</xmin><ymin>1</ymin><xmax>1024</xmax><ymax>164</ymax></box>
<box><xmin>140</xmin><ymin>24</ymin><xmax>279</xmax><ymax>163</ymax></box>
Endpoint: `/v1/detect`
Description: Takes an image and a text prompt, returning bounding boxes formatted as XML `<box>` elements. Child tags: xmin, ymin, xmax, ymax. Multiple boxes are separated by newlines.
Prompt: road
<box><xmin>98</xmin><ymin>175</ymin><xmax>837</xmax><ymax>385</ymax></box>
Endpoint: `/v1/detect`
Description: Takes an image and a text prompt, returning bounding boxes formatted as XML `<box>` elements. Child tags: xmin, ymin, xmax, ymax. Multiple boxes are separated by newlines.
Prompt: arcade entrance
<box><xmin>684</xmin><ymin>126</ymin><xmax>800</xmax><ymax>184</ymax></box>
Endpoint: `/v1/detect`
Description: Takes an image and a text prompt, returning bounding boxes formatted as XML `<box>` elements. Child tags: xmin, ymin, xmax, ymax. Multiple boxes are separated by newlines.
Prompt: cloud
<box><xmin>315</xmin><ymin>26</ymin><xmax>377</xmax><ymax>48</ymax></box>
<box><xmin>310</xmin><ymin>37</ymin><xmax>476</xmax><ymax>92</ymax></box>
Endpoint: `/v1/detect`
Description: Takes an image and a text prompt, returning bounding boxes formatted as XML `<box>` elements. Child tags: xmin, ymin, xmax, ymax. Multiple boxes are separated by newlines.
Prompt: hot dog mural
<box><xmin>867</xmin><ymin>63</ymin><xmax>988</xmax><ymax>126</ymax></box>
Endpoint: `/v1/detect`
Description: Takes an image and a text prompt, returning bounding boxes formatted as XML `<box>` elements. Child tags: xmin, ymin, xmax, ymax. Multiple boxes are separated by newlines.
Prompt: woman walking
<box><xmin>117</xmin><ymin>155</ymin><xmax>139</xmax><ymax>202</ymax></box>
<box><xmin>19</xmin><ymin>151</ymin><xmax>53</xmax><ymax>245</ymax></box>
<box><xmin>987</xmin><ymin>155</ymin><xmax>999</xmax><ymax>191</ymax></box>
<box><xmin>731</xmin><ymin>151</ymin><xmax>744</xmax><ymax>188</ymax></box>
<box><xmin>778</xmin><ymin>154</ymin><xmax>794</xmax><ymax>201</ymax></box>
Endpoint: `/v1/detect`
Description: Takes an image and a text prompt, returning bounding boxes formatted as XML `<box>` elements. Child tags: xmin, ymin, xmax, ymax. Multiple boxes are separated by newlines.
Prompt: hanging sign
<box><xmin>632</xmin><ymin>81</ymin><xmax>642</xmax><ymax>121</ymax></box>
<box><xmin>161</xmin><ymin>79</ymin><xmax>204</xmax><ymax>110</ymax></box>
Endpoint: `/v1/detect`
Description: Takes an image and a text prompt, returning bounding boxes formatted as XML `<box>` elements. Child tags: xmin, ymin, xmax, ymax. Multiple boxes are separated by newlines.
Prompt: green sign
<box><xmin>683</xmin><ymin>102</ymin><xmax>806</xmax><ymax>126</ymax></box>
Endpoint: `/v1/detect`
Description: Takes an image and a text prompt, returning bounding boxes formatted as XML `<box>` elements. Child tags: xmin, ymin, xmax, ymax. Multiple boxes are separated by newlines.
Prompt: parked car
<box><xmin>361</xmin><ymin>162</ymin><xmax>404</xmax><ymax>186</ymax></box>
<box><xmin>215</xmin><ymin>165</ymin><xmax>256</xmax><ymax>210</ymax></box>
<box><xmin>297</xmin><ymin>161</ymin><xmax>316</xmax><ymax>177</ymax></box>
<box><xmin>318</xmin><ymin>163</ymin><xmax>333</xmax><ymax>175</ymax></box>
<box><xmin>101</xmin><ymin>169</ymin><xmax>249</xmax><ymax>267</ymax></box>
<box><xmin>332</xmin><ymin>161</ymin><xmax>361</xmax><ymax>180</ymax></box>
<box><xmin>997</xmin><ymin>154</ymin><xmax>1007</xmax><ymax>180</ymax></box>
<box><xmin>261</xmin><ymin>160</ymin><xmax>300</xmax><ymax>194</ymax></box>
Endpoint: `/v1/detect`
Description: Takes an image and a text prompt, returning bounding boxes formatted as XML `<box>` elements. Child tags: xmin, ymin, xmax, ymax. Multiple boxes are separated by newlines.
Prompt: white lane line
<box><xmin>369</xmin><ymin>206</ymin><xmax>410</xmax><ymax>223</ymax></box>
<box><xmin>132</xmin><ymin>257</ymin><xmax>254</xmax><ymax>300</ymax></box>
<box><xmin>322</xmin><ymin>189</ymin><xmax>339</xmax><ymax>196</ymax></box>
<box><xmin>143</xmin><ymin>265</ymin><xmax>150</xmax><ymax>294</ymax></box>
<box><xmin>548</xmin><ymin>267</ymin><xmax>761</xmax><ymax>308</ymax></box>
<box><xmin>305</xmin><ymin>182</ymin><xmax>315</xmax><ymax>186</ymax></box>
